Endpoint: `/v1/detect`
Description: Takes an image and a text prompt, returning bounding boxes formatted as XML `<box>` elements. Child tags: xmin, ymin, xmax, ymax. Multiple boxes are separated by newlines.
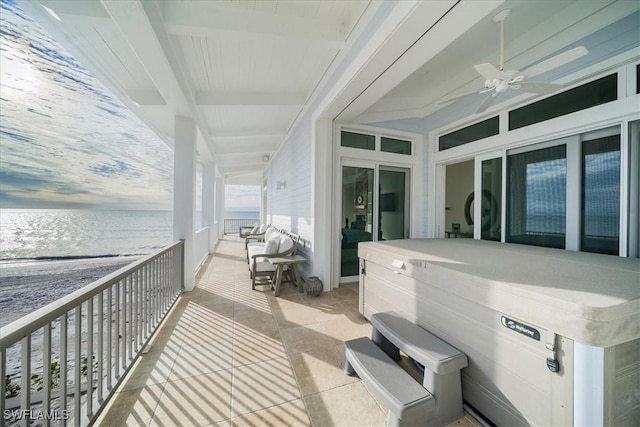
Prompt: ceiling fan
<box><xmin>440</xmin><ymin>9</ymin><xmax>588</xmax><ymax>114</ymax></box>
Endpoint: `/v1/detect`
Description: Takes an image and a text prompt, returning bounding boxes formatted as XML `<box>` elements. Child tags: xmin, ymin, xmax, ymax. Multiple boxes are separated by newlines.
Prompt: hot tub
<box><xmin>358</xmin><ymin>239</ymin><xmax>639</xmax><ymax>426</ymax></box>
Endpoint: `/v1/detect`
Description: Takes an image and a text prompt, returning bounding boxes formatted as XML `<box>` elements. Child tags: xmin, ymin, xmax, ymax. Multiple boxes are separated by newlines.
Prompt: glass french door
<box><xmin>340</xmin><ymin>164</ymin><xmax>409</xmax><ymax>280</ymax></box>
<box><xmin>379</xmin><ymin>168</ymin><xmax>408</xmax><ymax>241</ymax></box>
<box><xmin>340</xmin><ymin>166</ymin><xmax>374</xmax><ymax>278</ymax></box>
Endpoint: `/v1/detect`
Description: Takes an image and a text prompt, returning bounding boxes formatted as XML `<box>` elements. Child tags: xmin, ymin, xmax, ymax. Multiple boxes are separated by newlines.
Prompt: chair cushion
<box><xmin>248</xmin><ymin>245</ymin><xmax>264</xmax><ymax>259</ymax></box>
<box><xmin>251</xmin><ymin>258</ymin><xmax>276</xmax><ymax>272</ymax></box>
<box><xmin>247</xmin><ymin>243</ymin><xmax>266</xmax><ymax>256</ymax></box>
<box><xmin>264</xmin><ymin>237</ymin><xmax>280</xmax><ymax>255</ymax></box>
<box><xmin>264</xmin><ymin>227</ymin><xmax>279</xmax><ymax>241</ymax></box>
<box><xmin>250</xmin><ymin>225</ymin><xmax>260</xmax><ymax>234</ymax></box>
<box><xmin>279</xmin><ymin>236</ymin><xmax>294</xmax><ymax>254</ymax></box>
<box><xmin>259</xmin><ymin>224</ymin><xmax>269</xmax><ymax>233</ymax></box>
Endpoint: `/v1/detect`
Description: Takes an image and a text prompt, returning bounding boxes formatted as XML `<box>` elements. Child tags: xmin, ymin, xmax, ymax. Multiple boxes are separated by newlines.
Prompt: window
<box><xmin>381</xmin><ymin>137</ymin><xmax>412</xmax><ymax>155</ymax></box>
<box><xmin>509</xmin><ymin>74</ymin><xmax>617</xmax><ymax>130</ymax></box>
<box><xmin>481</xmin><ymin>158</ymin><xmax>502</xmax><ymax>241</ymax></box>
<box><xmin>341</xmin><ymin>131</ymin><xmax>375</xmax><ymax>150</ymax></box>
<box><xmin>507</xmin><ymin>145</ymin><xmax>567</xmax><ymax>249</ymax></box>
<box><xmin>581</xmin><ymin>135</ymin><xmax>620</xmax><ymax>255</ymax></box>
<box><xmin>439</xmin><ymin>117</ymin><xmax>499</xmax><ymax>151</ymax></box>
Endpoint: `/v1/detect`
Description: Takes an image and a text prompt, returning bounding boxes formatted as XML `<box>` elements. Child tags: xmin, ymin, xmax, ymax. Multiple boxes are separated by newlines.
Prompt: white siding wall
<box><xmin>265</xmin><ymin>115</ymin><xmax>313</xmax><ymax>278</ymax></box>
<box><xmin>263</xmin><ymin>1</ymin><xmax>405</xmax><ymax>281</ymax></box>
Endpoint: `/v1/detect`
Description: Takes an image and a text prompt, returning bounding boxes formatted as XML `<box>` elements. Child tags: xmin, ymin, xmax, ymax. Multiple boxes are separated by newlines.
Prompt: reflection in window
<box><xmin>341</xmin><ymin>166</ymin><xmax>374</xmax><ymax>277</ymax></box>
<box><xmin>507</xmin><ymin>145</ymin><xmax>566</xmax><ymax>249</ymax></box>
<box><xmin>381</xmin><ymin>137</ymin><xmax>411</xmax><ymax>155</ymax></box>
<box><xmin>582</xmin><ymin>135</ymin><xmax>620</xmax><ymax>255</ymax></box>
<box><xmin>509</xmin><ymin>74</ymin><xmax>617</xmax><ymax>131</ymax></box>
<box><xmin>341</xmin><ymin>131</ymin><xmax>375</xmax><ymax>150</ymax></box>
<box><xmin>439</xmin><ymin>116</ymin><xmax>499</xmax><ymax>151</ymax></box>
<box><xmin>481</xmin><ymin>158</ymin><xmax>502</xmax><ymax>241</ymax></box>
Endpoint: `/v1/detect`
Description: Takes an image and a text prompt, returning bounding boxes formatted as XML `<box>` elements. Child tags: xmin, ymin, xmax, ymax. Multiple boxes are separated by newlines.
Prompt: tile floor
<box><xmin>96</xmin><ymin>235</ymin><xmax>483</xmax><ymax>427</ymax></box>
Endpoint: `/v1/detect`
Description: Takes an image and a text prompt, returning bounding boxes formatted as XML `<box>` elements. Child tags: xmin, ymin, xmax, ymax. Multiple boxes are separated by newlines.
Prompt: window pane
<box><xmin>509</xmin><ymin>74</ymin><xmax>617</xmax><ymax>130</ymax></box>
<box><xmin>341</xmin><ymin>166</ymin><xmax>374</xmax><ymax>277</ymax></box>
<box><xmin>381</xmin><ymin>137</ymin><xmax>411</xmax><ymax>155</ymax></box>
<box><xmin>582</xmin><ymin>135</ymin><xmax>620</xmax><ymax>255</ymax></box>
<box><xmin>507</xmin><ymin>145</ymin><xmax>566</xmax><ymax>249</ymax></box>
<box><xmin>481</xmin><ymin>158</ymin><xmax>502</xmax><ymax>241</ymax></box>
<box><xmin>439</xmin><ymin>117</ymin><xmax>499</xmax><ymax>151</ymax></box>
<box><xmin>341</xmin><ymin>131</ymin><xmax>375</xmax><ymax>150</ymax></box>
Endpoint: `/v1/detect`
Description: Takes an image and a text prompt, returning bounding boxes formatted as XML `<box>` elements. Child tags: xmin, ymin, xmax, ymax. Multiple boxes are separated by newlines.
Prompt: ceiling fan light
<box><xmin>495</xmin><ymin>81</ymin><xmax>509</xmax><ymax>93</ymax></box>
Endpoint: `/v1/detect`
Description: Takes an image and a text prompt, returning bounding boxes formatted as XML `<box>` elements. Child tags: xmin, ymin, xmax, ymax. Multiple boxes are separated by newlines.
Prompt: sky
<box><xmin>0</xmin><ymin>0</ymin><xmax>258</xmax><ymax>212</ymax></box>
<box><xmin>224</xmin><ymin>185</ymin><xmax>260</xmax><ymax>211</ymax></box>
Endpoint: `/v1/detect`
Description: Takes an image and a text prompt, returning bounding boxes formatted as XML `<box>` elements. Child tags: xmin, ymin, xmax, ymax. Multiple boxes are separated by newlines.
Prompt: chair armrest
<box><xmin>245</xmin><ymin>233</ymin><xmax>266</xmax><ymax>249</ymax></box>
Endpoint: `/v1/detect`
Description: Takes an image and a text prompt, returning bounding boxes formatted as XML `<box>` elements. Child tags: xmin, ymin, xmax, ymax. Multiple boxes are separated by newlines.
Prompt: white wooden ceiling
<box><xmin>18</xmin><ymin>0</ymin><xmax>369</xmax><ymax>183</ymax></box>
<box><xmin>16</xmin><ymin>0</ymin><xmax>639</xmax><ymax>183</ymax></box>
<box><xmin>355</xmin><ymin>0</ymin><xmax>640</xmax><ymax>125</ymax></box>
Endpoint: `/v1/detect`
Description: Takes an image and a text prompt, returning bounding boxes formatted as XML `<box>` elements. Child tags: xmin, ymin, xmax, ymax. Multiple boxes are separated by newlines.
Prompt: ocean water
<box><xmin>0</xmin><ymin>209</ymin><xmax>172</xmax><ymax>264</ymax></box>
<box><xmin>224</xmin><ymin>210</ymin><xmax>259</xmax><ymax>220</ymax></box>
<box><xmin>0</xmin><ymin>209</ymin><xmax>172</xmax><ymax>327</ymax></box>
<box><xmin>0</xmin><ymin>209</ymin><xmax>174</xmax><ymax>381</ymax></box>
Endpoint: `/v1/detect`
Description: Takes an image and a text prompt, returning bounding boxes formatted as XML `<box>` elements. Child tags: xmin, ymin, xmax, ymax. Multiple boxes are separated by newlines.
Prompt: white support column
<box><xmin>311</xmin><ymin>118</ymin><xmax>334</xmax><ymax>291</ymax></box>
<box><xmin>216</xmin><ymin>177</ymin><xmax>225</xmax><ymax>238</ymax></box>
<box><xmin>574</xmin><ymin>342</ymin><xmax>605</xmax><ymax>426</ymax></box>
<box><xmin>173</xmin><ymin>115</ymin><xmax>196</xmax><ymax>291</ymax></box>
<box><xmin>203</xmin><ymin>162</ymin><xmax>217</xmax><ymax>249</ymax></box>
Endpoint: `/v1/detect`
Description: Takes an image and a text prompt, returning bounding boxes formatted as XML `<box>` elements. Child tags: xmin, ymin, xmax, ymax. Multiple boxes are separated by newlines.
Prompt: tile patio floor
<box><xmin>96</xmin><ymin>235</ymin><xmax>482</xmax><ymax>427</ymax></box>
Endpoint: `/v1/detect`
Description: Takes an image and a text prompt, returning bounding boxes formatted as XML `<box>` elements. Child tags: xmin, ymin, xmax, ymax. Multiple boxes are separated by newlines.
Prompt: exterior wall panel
<box><xmin>266</xmin><ymin>115</ymin><xmax>313</xmax><ymax>279</ymax></box>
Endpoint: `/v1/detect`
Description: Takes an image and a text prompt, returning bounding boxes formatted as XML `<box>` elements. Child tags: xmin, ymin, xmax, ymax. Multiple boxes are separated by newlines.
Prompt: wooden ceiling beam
<box><xmin>162</xmin><ymin>2</ymin><xmax>345</xmax><ymax>47</ymax></box>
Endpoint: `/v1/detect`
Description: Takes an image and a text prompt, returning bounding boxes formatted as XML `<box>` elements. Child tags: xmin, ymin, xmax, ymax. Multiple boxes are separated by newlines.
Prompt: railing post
<box><xmin>177</xmin><ymin>241</ymin><xmax>184</xmax><ymax>290</ymax></box>
<box><xmin>127</xmin><ymin>276</ymin><xmax>133</xmax><ymax>363</ymax></box>
<box><xmin>73</xmin><ymin>305</ymin><xmax>81</xmax><ymax>426</ymax></box>
<box><xmin>87</xmin><ymin>296</ymin><xmax>94</xmax><ymax>418</ymax></box>
<box><xmin>120</xmin><ymin>278</ymin><xmax>129</xmax><ymax>369</ymax></box>
<box><xmin>97</xmin><ymin>291</ymin><xmax>104</xmax><ymax>403</ymax></box>
<box><xmin>43</xmin><ymin>322</ymin><xmax>52</xmax><ymax>427</ymax></box>
<box><xmin>20</xmin><ymin>335</ymin><xmax>31</xmax><ymax>427</ymax></box>
<box><xmin>137</xmin><ymin>269</ymin><xmax>143</xmax><ymax>348</ymax></box>
<box><xmin>114</xmin><ymin>281</ymin><xmax>120</xmax><ymax>377</ymax></box>
<box><xmin>60</xmin><ymin>313</ymin><xmax>68</xmax><ymax>427</ymax></box>
<box><xmin>106</xmin><ymin>288</ymin><xmax>112</xmax><ymax>391</ymax></box>
<box><xmin>143</xmin><ymin>265</ymin><xmax>148</xmax><ymax>339</ymax></box>
<box><xmin>0</xmin><ymin>242</ymin><xmax>185</xmax><ymax>427</ymax></box>
<box><xmin>0</xmin><ymin>348</ymin><xmax>5</xmax><ymax>421</ymax></box>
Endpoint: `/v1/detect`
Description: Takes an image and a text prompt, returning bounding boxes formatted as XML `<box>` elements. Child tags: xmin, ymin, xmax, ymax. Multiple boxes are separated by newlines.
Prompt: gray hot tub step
<box><xmin>343</xmin><ymin>336</ymin><xmax>435</xmax><ymax>427</ymax></box>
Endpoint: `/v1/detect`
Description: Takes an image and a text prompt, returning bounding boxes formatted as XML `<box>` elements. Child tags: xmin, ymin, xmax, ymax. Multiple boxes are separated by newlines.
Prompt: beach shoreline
<box><xmin>0</xmin><ymin>257</ymin><xmax>138</xmax><ymax>328</ymax></box>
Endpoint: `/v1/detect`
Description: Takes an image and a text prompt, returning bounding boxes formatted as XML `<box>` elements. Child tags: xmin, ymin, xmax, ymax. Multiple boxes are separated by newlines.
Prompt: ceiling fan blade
<box><xmin>474</xmin><ymin>63</ymin><xmax>502</xmax><ymax>80</ymax></box>
<box><xmin>518</xmin><ymin>81</ymin><xmax>564</xmax><ymax>94</ymax></box>
<box><xmin>438</xmin><ymin>88</ymin><xmax>482</xmax><ymax>104</ymax></box>
<box><xmin>476</xmin><ymin>93</ymin><xmax>497</xmax><ymax>114</ymax></box>
<box><xmin>521</xmin><ymin>46</ymin><xmax>588</xmax><ymax>78</ymax></box>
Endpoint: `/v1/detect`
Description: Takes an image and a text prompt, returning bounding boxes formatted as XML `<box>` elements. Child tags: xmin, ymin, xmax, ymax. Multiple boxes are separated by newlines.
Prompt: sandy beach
<box><xmin>0</xmin><ymin>257</ymin><xmax>137</xmax><ymax>328</ymax></box>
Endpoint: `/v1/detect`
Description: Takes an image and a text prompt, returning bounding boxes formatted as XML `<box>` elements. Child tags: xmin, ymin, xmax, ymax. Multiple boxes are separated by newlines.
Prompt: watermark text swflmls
<box><xmin>3</xmin><ymin>409</ymin><xmax>70</xmax><ymax>421</ymax></box>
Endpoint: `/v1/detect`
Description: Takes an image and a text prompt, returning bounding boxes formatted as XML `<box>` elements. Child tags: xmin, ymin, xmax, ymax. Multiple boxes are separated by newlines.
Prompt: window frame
<box><xmin>429</xmin><ymin>61</ymin><xmax>638</xmax><ymax>256</ymax></box>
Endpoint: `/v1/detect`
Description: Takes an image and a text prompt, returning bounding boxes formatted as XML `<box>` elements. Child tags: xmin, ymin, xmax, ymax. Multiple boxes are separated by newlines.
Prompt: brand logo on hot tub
<box><xmin>501</xmin><ymin>316</ymin><xmax>540</xmax><ymax>341</ymax></box>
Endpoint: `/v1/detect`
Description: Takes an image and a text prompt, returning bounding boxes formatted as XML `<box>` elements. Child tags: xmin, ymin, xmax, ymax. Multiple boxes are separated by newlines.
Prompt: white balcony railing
<box><xmin>223</xmin><ymin>218</ymin><xmax>259</xmax><ymax>235</ymax></box>
<box><xmin>195</xmin><ymin>227</ymin><xmax>210</xmax><ymax>267</ymax></box>
<box><xmin>1</xmin><ymin>241</ymin><xmax>184</xmax><ymax>427</ymax></box>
